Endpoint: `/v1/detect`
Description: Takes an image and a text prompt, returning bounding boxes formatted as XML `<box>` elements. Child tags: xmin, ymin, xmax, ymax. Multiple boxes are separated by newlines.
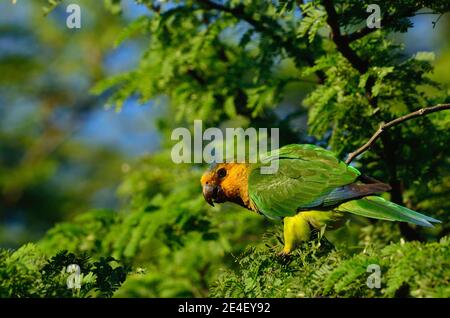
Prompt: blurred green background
<box><xmin>0</xmin><ymin>0</ymin><xmax>161</xmax><ymax>246</ymax></box>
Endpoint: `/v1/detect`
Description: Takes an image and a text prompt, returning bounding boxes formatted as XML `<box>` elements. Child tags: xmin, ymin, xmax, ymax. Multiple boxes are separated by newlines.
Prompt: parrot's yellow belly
<box><xmin>282</xmin><ymin>210</ymin><xmax>346</xmax><ymax>254</ymax></box>
<box><xmin>301</xmin><ymin>210</ymin><xmax>346</xmax><ymax>229</ymax></box>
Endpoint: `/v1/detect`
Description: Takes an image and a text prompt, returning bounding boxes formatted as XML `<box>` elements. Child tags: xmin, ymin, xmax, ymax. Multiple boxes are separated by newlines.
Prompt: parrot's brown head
<box><xmin>200</xmin><ymin>163</ymin><xmax>251</xmax><ymax>209</ymax></box>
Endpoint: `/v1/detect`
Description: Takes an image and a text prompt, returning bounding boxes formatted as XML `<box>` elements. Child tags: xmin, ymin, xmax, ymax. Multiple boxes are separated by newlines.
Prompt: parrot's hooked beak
<box><xmin>202</xmin><ymin>183</ymin><xmax>225</xmax><ymax>207</ymax></box>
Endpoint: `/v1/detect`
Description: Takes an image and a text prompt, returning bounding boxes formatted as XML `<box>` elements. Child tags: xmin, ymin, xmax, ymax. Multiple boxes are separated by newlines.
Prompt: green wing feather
<box><xmin>248</xmin><ymin>144</ymin><xmax>360</xmax><ymax>219</ymax></box>
<box><xmin>338</xmin><ymin>196</ymin><xmax>441</xmax><ymax>227</ymax></box>
<box><xmin>248</xmin><ymin>144</ymin><xmax>440</xmax><ymax>227</ymax></box>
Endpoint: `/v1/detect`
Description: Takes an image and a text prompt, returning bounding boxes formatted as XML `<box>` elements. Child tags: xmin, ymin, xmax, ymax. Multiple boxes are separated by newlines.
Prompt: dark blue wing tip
<box><xmin>415</xmin><ymin>217</ymin><xmax>441</xmax><ymax>227</ymax></box>
<box><xmin>423</xmin><ymin>215</ymin><xmax>442</xmax><ymax>224</ymax></box>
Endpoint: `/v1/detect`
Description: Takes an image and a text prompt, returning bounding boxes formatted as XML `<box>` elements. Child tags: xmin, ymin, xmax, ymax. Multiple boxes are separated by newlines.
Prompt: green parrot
<box><xmin>200</xmin><ymin>144</ymin><xmax>441</xmax><ymax>254</ymax></box>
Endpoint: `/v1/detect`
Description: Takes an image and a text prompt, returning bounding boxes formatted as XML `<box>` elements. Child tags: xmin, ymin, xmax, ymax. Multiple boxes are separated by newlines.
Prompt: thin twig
<box><xmin>345</xmin><ymin>104</ymin><xmax>450</xmax><ymax>164</ymax></box>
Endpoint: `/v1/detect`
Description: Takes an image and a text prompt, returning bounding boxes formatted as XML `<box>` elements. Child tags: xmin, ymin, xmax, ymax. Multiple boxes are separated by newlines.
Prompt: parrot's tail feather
<box><xmin>338</xmin><ymin>196</ymin><xmax>441</xmax><ymax>227</ymax></box>
<box><xmin>323</xmin><ymin>182</ymin><xmax>391</xmax><ymax>206</ymax></box>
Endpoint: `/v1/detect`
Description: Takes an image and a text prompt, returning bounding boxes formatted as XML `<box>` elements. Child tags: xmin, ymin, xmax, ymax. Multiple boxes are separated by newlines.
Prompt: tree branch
<box><xmin>322</xmin><ymin>0</ymin><xmax>446</xmax><ymax>238</ymax></box>
<box><xmin>322</xmin><ymin>0</ymin><xmax>369</xmax><ymax>73</ymax></box>
<box><xmin>196</xmin><ymin>0</ymin><xmax>326</xmax><ymax>83</ymax></box>
<box><xmin>322</xmin><ymin>0</ymin><xmax>380</xmax><ymax>107</ymax></box>
<box><xmin>345</xmin><ymin>104</ymin><xmax>450</xmax><ymax>164</ymax></box>
<box><xmin>321</xmin><ymin>0</ymin><xmax>404</xmax><ymax>205</ymax></box>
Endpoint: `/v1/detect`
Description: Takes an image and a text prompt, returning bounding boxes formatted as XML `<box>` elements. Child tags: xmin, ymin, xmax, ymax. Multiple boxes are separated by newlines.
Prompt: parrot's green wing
<box><xmin>337</xmin><ymin>196</ymin><xmax>441</xmax><ymax>227</ymax></box>
<box><xmin>248</xmin><ymin>144</ymin><xmax>362</xmax><ymax>219</ymax></box>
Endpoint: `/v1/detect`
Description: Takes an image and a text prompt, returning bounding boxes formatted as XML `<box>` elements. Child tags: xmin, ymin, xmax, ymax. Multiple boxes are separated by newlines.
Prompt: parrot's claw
<box><xmin>277</xmin><ymin>250</ymin><xmax>291</xmax><ymax>261</ymax></box>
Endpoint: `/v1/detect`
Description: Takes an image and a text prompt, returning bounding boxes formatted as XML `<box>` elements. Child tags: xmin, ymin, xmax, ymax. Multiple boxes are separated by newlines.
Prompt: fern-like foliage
<box><xmin>211</xmin><ymin>236</ymin><xmax>450</xmax><ymax>298</ymax></box>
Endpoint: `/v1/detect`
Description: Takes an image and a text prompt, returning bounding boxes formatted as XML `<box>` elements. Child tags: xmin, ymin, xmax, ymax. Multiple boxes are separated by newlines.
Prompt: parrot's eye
<box><xmin>217</xmin><ymin>168</ymin><xmax>227</xmax><ymax>179</ymax></box>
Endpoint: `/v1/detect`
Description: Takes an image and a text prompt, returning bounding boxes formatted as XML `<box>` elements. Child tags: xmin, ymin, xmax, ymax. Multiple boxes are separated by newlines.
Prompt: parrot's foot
<box><xmin>277</xmin><ymin>250</ymin><xmax>291</xmax><ymax>262</ymax></box>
